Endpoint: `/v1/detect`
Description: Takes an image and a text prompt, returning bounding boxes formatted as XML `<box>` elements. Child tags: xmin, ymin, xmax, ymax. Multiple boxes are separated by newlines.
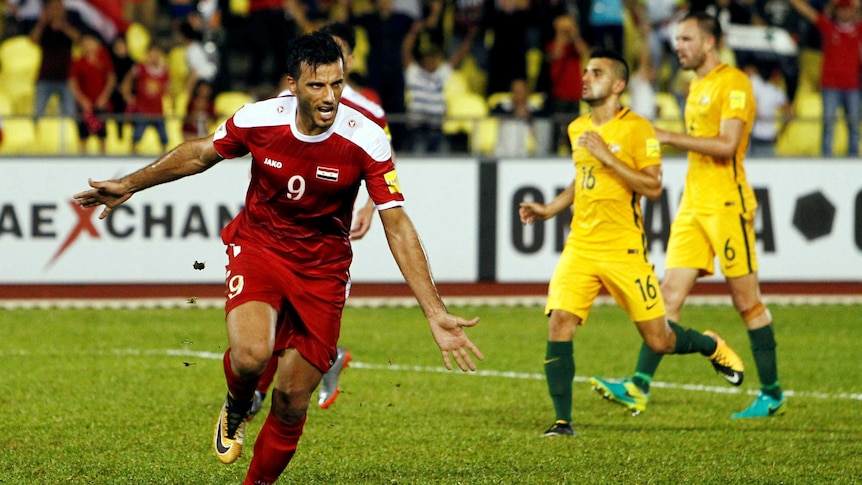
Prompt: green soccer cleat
<box><xmin>214</xmin><ymin>393</ymin><xmax>251</xmax><ymax>464</ymax></box>
<box><xmin>703</xmin><ymin>330</ymin><xmax>745</xmax><ymax>386</ymax></box>
<box><xmin>542</xmin><ymin>420</ymin><xmax>576</xmax><ymax>437</ymax></box>
<box><xmin>590</xmin><ymin>377</ymin><xmax>649</xmax><ymax>415</ymax></box>
<box><xmin>732</xmin><ymin>392</ymin><xmax>786</xmax><ymax>419</ymax></box>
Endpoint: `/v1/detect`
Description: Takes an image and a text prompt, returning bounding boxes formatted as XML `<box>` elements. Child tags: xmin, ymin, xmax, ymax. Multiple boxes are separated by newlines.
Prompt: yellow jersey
<box><xmin>682</xmin><ymin>63</ymin><xmax>757</xmax><ymax>213</ymax></box>
<box><xmin>567</xmin><ymin>107</ymin><xmax>661</xmax><ymax>262</ymax></box>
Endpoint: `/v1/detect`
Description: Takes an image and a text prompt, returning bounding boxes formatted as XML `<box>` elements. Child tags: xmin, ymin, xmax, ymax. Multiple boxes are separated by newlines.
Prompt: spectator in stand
<box><xmin>789</xmin><ymin>0</ymin><xmax>862</xmax><ymax>156</ymax></box>
<box><xmin>177</xmin><ymin>20</ymin><xmax>218</xmax><ymax>93</ymax></box>
<box><xmin>30</xmin><ymin>0</ymin><xmax>81</xmax><ymax>120</ymax></box>
<box><xmin>752</xmin><ymin>0</ymin><xmax>805</xmax><ymax>102</ymax></box>
<box><xmin>587</xmin><ymin>0</ymin><xmax>625</xmax><ymax>53</ymax></box>
<box><xmin>545</xmin><ymin>12</ymin><xmax>590</xmax><ymax>154</ymax></box>
<box><xmin>706</xmin><ymin>0</ymin><xmax>754</xmax><ymax>31</ymax></box>
<box><xmin>108</xmin><ymin>34</ymin><xmax>134</xmax><ymax>118</ymax></box>
<box><xmin>484</xmin><ymin>0</ymin><xmax>531</xmax><ymax>96</ymax></box>
<box><xmin>4</xmin><ymin>0</ymin><xmax>42</xmax><ymax>38</ymax></box>
<box><xmin>121</xmin><ymin>42</ymin><xmax>169</xmax><ymax>154</ymax></box>
<box><xmin>182</xmin><ymin>78</ymin><xmax>215</xmax><ymax>140</ymax></box>
<box><xmin>68</xmin><ymin>33</ymin><xmax>115</xmax><ymax>154</ymax></box>
<box><xmin>449</xmin><ymin>0</ymin><xmax>488</xmax><ymax>71</ymax></box>
<box><xmin>246</xmin><ymin>0</ymin><xmax>297</xmax><ymax>97</ymax></box>
<box><xmin>492</xmin><ymin>78</ymin><xmax>551</xmax><ymax>157</ymax></box>
<box><xmin>745</xmin><ymin>63</ymin><xmax>793</xmax><ymax>156</ymax></box>
<box><xmin>402</xmin><ymin>4</ymin><xmax>476</xmax><ymax>154</ymax></box>
<box><xmin>336</xmin><ymin>0</ymin><xmax>415</xmax><ymax>150</ymax></box>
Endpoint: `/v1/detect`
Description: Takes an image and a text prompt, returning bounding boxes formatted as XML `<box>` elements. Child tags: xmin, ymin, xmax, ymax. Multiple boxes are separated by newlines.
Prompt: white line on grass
<box><xmin>154</xmin><ymin>348</ymin><xmax>862</xmax><ymax>402</ymax></box>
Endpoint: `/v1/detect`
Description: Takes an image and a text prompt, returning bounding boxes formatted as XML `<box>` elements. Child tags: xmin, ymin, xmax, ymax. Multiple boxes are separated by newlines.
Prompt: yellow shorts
<box><xmin>665</xmin><ymin>206</ymin><xmax>758</xmax><ymax>278</ymax></box>
<box><xmin>545</xmin><ymin>247</ymin><xmax>666</xmax><ymax>324</ymax></box>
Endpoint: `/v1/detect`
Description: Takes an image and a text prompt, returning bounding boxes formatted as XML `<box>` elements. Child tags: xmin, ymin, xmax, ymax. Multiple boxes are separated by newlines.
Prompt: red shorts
<box><xmin>223</xmin><ymin>241</ymin><xmax>349</xmax><ymax>373</ymax></box>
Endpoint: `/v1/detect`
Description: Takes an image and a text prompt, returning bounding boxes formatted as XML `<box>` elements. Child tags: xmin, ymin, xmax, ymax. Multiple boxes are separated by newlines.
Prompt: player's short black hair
<box><xmin>285</xmin><ymin>31</ymin><xmax>344</xmax><ymax>81</ymax></box>
<box><xmin>683</xmin><ymin>11</ymin><xmax>723</xmax><ymax>43</ymax></box>
<box><xmin>317</xmin><ymin>22</ymin><xmax>357</xmax><ymax>54</ymax></box>
<box><xmin>589</xmin><ymin>48</ymin><xmax>629</xmax><ymax>85</ymax></box>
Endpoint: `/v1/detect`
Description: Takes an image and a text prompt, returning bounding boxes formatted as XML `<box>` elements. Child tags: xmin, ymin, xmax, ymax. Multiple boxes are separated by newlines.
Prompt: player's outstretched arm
<box><xmin>378</xmin><ymin>206</ymin><xmax>483</xmax><ymax>371</ymax></box>
<box><xmin>73</xmin><ymin>136</ymin><xmax>224</xmax><ymax>219</ymax></box>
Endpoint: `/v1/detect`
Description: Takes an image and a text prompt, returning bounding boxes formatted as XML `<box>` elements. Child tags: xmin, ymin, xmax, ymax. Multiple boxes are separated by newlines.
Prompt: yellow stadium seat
<box><xmin>35</xmin><ymin>117</ymin><xmax>80</xmax><ymax>154</ymax></box>
<box><xmin>126</xmin><ymin>22</ymin><xmax>151</xmax><ymax>63</ymax></box>
<box><xmin>0</xmin><ymin>117</ymin><xmax>37</xmax><ymax>154</ymax></box>
<box><xmin>105</xmin><ymin>120</ymin><xmax>132</xmax><ymax>155</ymax></box>
<box><xmin>458</xmin><ymin>56</ymin><xmax>487</xmax><ymax>95</ymax></box>
<box><xmin>0</xmin><ymin>35</ymin><xmax>41</xmax><ymax>115</ymax></box>
<box><xmin>776</xmin><ymin>92</ymin><xmax>821</xmax><ymax>156</ymax></box>
<box><xmin>443</xmin><ymin>91</ymin><xmax>490</xmax><ymax>154</ymax></box>
<box><xmin>526</xmin><ymin>48</ymin><xmax>543</xmax><ymax>92</ymax></box>
<box><xmin>214</xmin><ymin>91</ymin><xmax>255</xmax><ymax>122</ymax></box>
<box><xmin>473</xmin><ymin>117</ymin><xmax>499</xmax><ymax>155</ymax></box>
<box><xmin>229</xmin><ymin>0</ymin><xmax>249</xmax><ymax>15</ymax></box>
<box><xmin>444</xmin><ymin>70</ymin><xmax>470</xmax><ymax>101</ymax></box>
<box><xmin>654</xmin><ymin>92</ymin><xmax>684</xmax><ymax>133</ymax></box>
<box><xmin>167</xmin><ymin>45</ymin><xmax>188</xmax><ymax>98</ymax></box>
<box><xmin>352</xmin><ymin>27</ymin><xmax>369</xmax><ymax>76</ymax></box>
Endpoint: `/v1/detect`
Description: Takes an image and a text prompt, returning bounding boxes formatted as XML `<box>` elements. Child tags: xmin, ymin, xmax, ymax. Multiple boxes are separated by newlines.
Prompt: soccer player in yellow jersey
<box><xmin>519</xmin><ymin>49</ymin><xmax>745</xmax><ymax>437</ymax></box>
<box><xmin>593</xmin><ymin>13</ymin><xmax>786</xmax><ymax>419</ymax></box>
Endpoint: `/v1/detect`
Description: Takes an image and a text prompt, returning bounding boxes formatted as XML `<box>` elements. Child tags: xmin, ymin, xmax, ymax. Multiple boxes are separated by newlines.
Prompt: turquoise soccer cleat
<box><xmin>732</xmin><ymin>392</ymin><xmax>786</xmax><ymax>419</ymax></box>
<box><xmin>590</xmin><ymin>377</ymin><xmax>649</xmax><ymax>415</ymax></box>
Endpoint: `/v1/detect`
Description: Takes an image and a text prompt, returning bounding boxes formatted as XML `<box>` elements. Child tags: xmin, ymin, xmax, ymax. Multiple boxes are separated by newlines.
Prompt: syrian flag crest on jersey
<box><xmin>316</xmin><ymin>166</ymin><xmax>339</xmax><ymax>182</ymax></box>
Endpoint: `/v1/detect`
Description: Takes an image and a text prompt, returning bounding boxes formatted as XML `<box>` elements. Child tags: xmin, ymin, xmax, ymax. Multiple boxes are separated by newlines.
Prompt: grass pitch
<box><xmin>1</xmin><ymin>303</ymin><xmax>860</xmax><ymax>484</ymax></box>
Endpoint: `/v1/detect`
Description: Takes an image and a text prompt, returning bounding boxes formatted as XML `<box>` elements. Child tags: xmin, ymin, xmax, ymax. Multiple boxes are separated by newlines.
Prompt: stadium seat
<box><xmin>443</xmin><ymin>70</ymin><xmax>470</xmax><ymax>101</ymax></box>
<box><xmin>126</xmin><ymin>22</ymin><xmax>151</xmax><ymax>63</ymax></box>
<box><xmin>776</xmin><ymin>92</ymin><xmax>821</xmax><ymax>156</ymax></box>
<box><xmin>443</xmin><ymin>91</ymin><xmax>489</xmax><ymax>153</ymax></box>
<box><xmin>0</xmin><ymin>117</ymin><xmax>37</xmax><ymax>154</ymax></box>
<box><xmin>0</xmin><ymin>35</ymin><xmax>41</xmax><ymax>115</ymax></box>
<box><xmin>35</xmin><ymin>117</ymin><xmax>80</xmax><ymax>154</ymax></box>
<box><xmin>352</xmin><ymin>27</ymin><xmax>369</xmax><ymax>76</ymax></box>
<box><xmin>458</xmin><ymin>56</ymin><xmax>487</xmax><ymax>96</ymax></box>
<box><xmin>105</xmin><ymin>120</ymin><xmax>133</xmax><ymax>155</ymax></box>
<box><xmin>526</xmin><ymin>48</ymin><xmax>543</xmax><ymax>92</ymax></box>
<box><xmin>654</xmin><ymin>92</ymin><xmax>684</xmax><ymax>133</ymax></box>
<box><xmin>167</xmin><ymin>45</ymin><xmax>189</xmax><ymax>99</ymax></box>
<box><xmin>229</xmin><ymin>0</ymin><xmax>250</xmax><ymax>15</ymax></box>
<box><xmin>214</xmin><ymin>91</ymin><xmax>254</xmax><ymax>123</ymax></box>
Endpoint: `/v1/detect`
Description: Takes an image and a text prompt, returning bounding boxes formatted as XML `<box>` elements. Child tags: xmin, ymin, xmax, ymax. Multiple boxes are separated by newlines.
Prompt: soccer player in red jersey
<box><xmin>74</xmin><ymin>31</ymin><xmax>483</xmax><ymax>485</ymax></box>
<box><xmin>252</xmin><ymin>22</ymin><xmax>389</xmax><ymax>415</ymax></box>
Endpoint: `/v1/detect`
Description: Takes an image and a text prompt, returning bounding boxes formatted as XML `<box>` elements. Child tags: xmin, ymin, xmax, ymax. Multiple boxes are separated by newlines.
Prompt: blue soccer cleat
<box><xmin>590</xmin><ymin>377</ymin><xmax>649</xmax><ymax>415</ymax></box>
<box><xmin>732</xmin><ymin>392</ymin><xmax>786</xmax><ymax>419</ymax></box>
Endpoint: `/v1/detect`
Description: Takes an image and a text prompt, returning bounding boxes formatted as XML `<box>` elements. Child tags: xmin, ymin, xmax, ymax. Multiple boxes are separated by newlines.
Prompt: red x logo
<box><xmin>45</xmin><ymin>200</ymin><xmax>100</xmax><ymax>269</ymax></box>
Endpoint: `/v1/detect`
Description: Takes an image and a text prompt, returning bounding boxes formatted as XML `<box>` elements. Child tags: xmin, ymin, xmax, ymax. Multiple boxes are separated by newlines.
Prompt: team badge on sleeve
<box><xmin>646</xmin><ymin>138</ymin><xmax>660</xmax><ymax>157</ymax></box>
<box><xmin>384</xmin><ymin>170</ymin><xmax>401</xmax><ymax>194</ymax></box>
<box><xmin>730</xmin><ymin>90</ymin><xmax>746</xmax><ymax>109</ymax></box>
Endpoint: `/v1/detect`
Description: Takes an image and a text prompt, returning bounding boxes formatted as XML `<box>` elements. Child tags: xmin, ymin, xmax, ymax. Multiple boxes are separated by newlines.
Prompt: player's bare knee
<box><xmin>644</xmin><ymin>334</ymin><xmax>674</xmax><ymax>355</ymax></box>
<box><xmin>230</xmin><ymin>345</ymin><xmax>271</xmax><ymax>377</ymax></box>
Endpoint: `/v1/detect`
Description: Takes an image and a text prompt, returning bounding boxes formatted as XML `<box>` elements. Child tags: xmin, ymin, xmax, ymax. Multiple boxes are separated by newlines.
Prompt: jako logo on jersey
<box><xmin>263</xmin><ymin>158</ymin><xmax>282</xmax><ymax>169</ymax></box>
<box><xmin>316</xmin><ymin>166</ymin><xmax>339</xmax><ymax>182</ymax></box>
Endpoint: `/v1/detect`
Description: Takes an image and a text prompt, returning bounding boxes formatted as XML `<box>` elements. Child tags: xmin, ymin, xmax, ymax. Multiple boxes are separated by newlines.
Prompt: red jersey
<box><xmin>546</xmin><ymin>40</ymin><xmax>583</xmax><ymax>102</ymax></box>
<box><xmin>132</xmin><ymin>62</ymin><xmax>169</xmax><ymax>114</ymax></box>
<box><xmin>69</xmin><ymin>49</ymin><xmax>115</xmax><ymax>104</ymax></box>
<box><xmin>214</xmin><ymin>96</ymin><xmax>403</xmax><ymax>270</ymax></box>
<box><xmin>816</xmin><ymin>15</ymin><xmax>862</xmax><ymax>89</ymax></box>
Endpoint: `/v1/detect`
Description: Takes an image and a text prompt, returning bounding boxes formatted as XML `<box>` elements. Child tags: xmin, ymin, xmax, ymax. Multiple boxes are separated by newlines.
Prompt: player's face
<box><xmin>581</xmin><ymin>58</ymin><xmax>622</xmax><ymax>105</ymax></box>
<box><xmin>288</xmin><ymin>60</ymin><xmax>345</xmax><ymax>136</ymax></box>
<box><xmin>674</xmin><ymin>19</ymin><xmax>709</xmax><ymax>71</ymax></box>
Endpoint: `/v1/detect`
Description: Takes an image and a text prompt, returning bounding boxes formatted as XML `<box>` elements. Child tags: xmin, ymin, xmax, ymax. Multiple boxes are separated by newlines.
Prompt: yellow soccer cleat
<box><xmin>213</xmin><ymin>393</ymin><xmax>249</xmax><ymax>464</ymax></box>
<box><xmin>704</xmin><ymin>330</ymin><xmax>745</xmax><ymax>386</ymax></box>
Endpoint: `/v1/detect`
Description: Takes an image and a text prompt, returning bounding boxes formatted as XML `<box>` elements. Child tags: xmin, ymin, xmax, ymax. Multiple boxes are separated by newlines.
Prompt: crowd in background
<box><xmin>0</xmin><ymin>0</ymin><xmax>858</xmax><ymax>156</ymax></box>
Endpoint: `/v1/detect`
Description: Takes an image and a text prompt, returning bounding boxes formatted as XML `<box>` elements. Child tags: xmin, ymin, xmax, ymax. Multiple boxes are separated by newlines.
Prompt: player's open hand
<box><xmin>73</xmin><ymin>178</ymin><xmax>132</xmax><ymax>220</ymax></box>
<box><xmin>519</xmin><ymin>202</ymin><xmax>548</xmax><ymax>225</ymax></box>
<box><xmin>427</xmin><ymin>312</ymin><xmax>483</xmax><ymax>372</ymax></box>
